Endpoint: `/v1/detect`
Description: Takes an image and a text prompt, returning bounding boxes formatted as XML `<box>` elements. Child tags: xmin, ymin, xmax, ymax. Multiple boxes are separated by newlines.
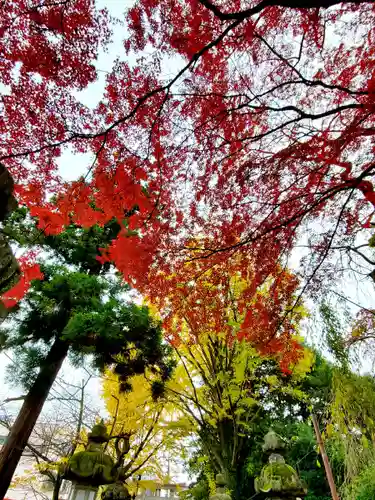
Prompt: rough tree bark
<box><xmin>0</xmin><ymin>163</ymin><xmax>19</xmax><ymax>319</ymax></box>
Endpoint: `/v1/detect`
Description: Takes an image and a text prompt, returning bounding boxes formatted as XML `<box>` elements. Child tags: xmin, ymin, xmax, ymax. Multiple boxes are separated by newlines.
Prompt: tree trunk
<box><xmin>52</xmin><ymin>473</ymin><xmax>63</xmax><ymax>500</ymax></box>
<box><xmin>0</xmin><ymin>338</ymin><xmax>69</xmax><ymax>499</ymax></box>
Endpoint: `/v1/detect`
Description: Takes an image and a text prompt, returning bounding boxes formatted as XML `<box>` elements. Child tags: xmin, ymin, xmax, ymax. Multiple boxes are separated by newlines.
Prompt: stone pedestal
<box><xmin>68</xmin><ymin>483</ymin><xmax>99</xmax><ymax>500</ymax></box>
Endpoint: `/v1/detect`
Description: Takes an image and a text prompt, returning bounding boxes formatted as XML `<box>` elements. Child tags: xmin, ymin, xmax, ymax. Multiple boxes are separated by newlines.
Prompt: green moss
<box><xmin>63</xmin><ymin>444</ymin><xmax>117</xmax><ymax>486</ymax></box>
<box><xmin>255</xmin><ymin>462</ymin><xmax>307</xmax><ymax>496</ymax></box>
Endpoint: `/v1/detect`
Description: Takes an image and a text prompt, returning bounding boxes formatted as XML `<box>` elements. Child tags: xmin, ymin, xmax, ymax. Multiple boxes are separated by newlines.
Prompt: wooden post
<box><xmin>312</xmin><ymin>414</ymin><xmax>340</xmax><ymax>500</ymax></box>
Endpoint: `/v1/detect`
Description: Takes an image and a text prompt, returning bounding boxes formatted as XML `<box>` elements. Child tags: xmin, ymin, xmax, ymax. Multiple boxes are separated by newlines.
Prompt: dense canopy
<box><xmin>1</xmin><ymin>0</ymin><xmax>374</xmax><ymax>317</ymax></box>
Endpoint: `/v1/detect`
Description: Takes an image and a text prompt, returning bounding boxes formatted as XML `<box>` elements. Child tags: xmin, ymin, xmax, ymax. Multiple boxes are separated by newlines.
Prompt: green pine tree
<box><xmin>0</xmin><ymin>208</ymin><xmax>173</xmax><ymax>499</ymax></box>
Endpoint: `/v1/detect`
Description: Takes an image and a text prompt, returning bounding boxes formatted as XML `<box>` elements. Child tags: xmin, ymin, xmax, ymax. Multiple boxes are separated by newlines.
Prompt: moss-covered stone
<box><xmin>255</xmin><ymin>430</ymin><xmax>307</xmax><ymax>499</ymax></box>
<box><xmin>62</xmin><ymin>421</ymin><xmax>118</xmax><ymax>487</ymax></box>
<box><xmin>89</xmin><ymin>420</ymin><xmax>110</xmax><ymax>443</ymax></box>
<box><xmin>262</xmin><ymin>430</ymin><xmax>286</xmax><ymax>454</ymax></box>
<box><xmin>102</xmin><ymin>481</ymin><xmax>131</xmax><ymax>500</ymax></box>
<box><xmin>209</xmin><ymin>473</ymin><xmax>231</xmax><ymax>500</ymax></box>
<box><xmin>255</xmin><ymin>462</ymin><xmax>307</xmax><ymax>496</ymax></box>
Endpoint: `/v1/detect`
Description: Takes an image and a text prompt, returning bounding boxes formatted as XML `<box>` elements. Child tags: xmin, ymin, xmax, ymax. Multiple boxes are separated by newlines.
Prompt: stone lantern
<box><xmin>209</xmin><ymin>473</ymin><xmax>231</xmax><ymax>500</ymax></box>
<box><xmin>61</xmin><ymin>421</ymin><xmax>120</xmax><ymax>500</ymax></box>
<box><xmin>254</xmin><ymin>429</ymin><xmax>307</xmax><ymax>500</ymax></box>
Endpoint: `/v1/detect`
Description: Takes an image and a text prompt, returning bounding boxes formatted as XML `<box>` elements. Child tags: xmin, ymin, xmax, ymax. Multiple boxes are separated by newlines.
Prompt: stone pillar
<box><xmin>254</xmin><ymin>429</ymin><xmax>307</xmax><ymax>500</ymax></box>
<box><xmin>68</xmin><ymin>483</ymin><xmax>99</xmax><ymax>500</ymax></box>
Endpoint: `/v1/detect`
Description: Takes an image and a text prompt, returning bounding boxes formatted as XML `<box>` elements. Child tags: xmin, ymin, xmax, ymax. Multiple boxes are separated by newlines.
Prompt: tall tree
<box><xmin>147</xmin><ymin>257</ymin><xmax>314</xmax><ymax>498</ymax></box>
<box><xmin>165</xmin><ymin>334</ymin><xmax>314</xmax><ymax>500</ymax></box>
<box><xmin>0</xmin><ymin>210</ymin><xmax>173</xmax><ymax>499</ymax></box>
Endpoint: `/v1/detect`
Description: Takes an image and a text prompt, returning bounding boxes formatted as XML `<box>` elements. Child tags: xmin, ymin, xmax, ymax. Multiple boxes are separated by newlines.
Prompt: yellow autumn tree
<box><xmin>102</xmin><ymin>371</ymin><xmax>188</xmax><ymax>489</ymax></box>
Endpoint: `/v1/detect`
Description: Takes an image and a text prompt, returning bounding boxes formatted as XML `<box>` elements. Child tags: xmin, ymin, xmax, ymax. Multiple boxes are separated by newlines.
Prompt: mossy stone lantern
<box><xmin>61</xmin><ymin>421</ymin><xmax>120</xmax><ymax>500</ymax></box>
<box><xmin>254</xmin><ymin>429</ymin><xmax>307</xmax><ymax>500</ymax></box>
<box><xmin>209</xmin><ymin>473</ymin><xmax>231</xmax><ymax>500</ymax></box>
<box><xmin>101</xmin><ymin>480</ymin><xmax>131</xmax><ymax>500</ymax></box>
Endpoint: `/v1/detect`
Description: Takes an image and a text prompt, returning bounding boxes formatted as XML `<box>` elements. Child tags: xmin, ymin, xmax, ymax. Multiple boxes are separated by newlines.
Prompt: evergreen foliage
<box><xmin>1</xmin><ymin>207</ymin><xmax>174</xmax><ymax>391</ymax></box>
<box><xmin>2</xmin><ymin>206</ymin><xmax>121</xmax><ymax>274</ymax></box>
<box><xmin>0</xmin><ymin>207</ymin><xmax>175</xmax><ymax>497</ymax></box>
<box><xmin>2</xmin><ymin>264</ymin><xmax>172</xmax><ymax>390</ymax></box>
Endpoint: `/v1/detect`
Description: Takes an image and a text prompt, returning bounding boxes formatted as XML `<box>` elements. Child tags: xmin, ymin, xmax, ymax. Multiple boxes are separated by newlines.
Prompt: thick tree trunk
<box><xmin>0</xmin><ymin>338</ymin><xmax>69</xmax><ymax>499</ymax></box>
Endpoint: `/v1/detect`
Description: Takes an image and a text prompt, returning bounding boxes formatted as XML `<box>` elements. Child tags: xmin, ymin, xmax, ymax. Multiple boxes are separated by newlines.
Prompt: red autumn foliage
<box><xmin>0</xmin><ymin>0</ymin><xmax>111</xmax><ymax>196</ymax></box>
<box><xmin>149</xmin><ymin>248</ymin><xmax>304</xmax><ymax>371</ymax></box>
<box><xmin>1</xmin><ymin>252</ymin><xmax>43</xmax><ymax>307</ymax></box>
<box><xmin>1</xmin><ymin>0</ymin><xmax>375</xmax><ymax>354</ymax></box>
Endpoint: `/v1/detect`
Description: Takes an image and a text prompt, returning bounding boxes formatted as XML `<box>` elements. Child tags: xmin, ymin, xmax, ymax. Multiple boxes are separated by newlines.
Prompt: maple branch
<box><xmin>277</xmin><ymin>185</ymin><xmax>357</xmax><ymax>332</ymax></box>
<box><xmin>334</xmin><ymin>246</ymin><xmax>375</xmax><ymax>266</ymax></box>
<box><xmin>199</xmin><ymin>0</ymin><xmax>374</xmax><ymax>22</ymax></box>
<box><xmin>0</xmin><ymin>16</ymin><xmax>243</xmax><ymax>165</ymax></box>
<box><xmin>297</xmin><ymin>243</ymin><xmax>375</xmax><ymax>267</ymax></box>
<box><xmin>185</xmin><ymin>162</ymin><xmax>375</xmax><ymax>259</ymax></box>
<box><xmin>1</xmin><ymin>0</ymin><xmax>369</xmax><ymax>170</ymax></box>
<box><xmin>242</xmin><ymin>102</ymin><xmax>362</xmax><ymax>121</ymax></box>
<box><xmin>254</xmin><ymin>31</ymin><xmax>369</xmax><ymax>96</ymax></box>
